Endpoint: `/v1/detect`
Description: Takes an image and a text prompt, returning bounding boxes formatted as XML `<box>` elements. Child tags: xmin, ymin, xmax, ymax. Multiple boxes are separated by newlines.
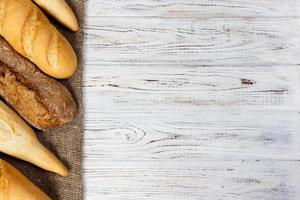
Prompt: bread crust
<box><xmin>0</xmin><ymin>100</ymin><xmax>68</xmax><ymax>176</ymax></box>
<box><xmin>0</xmin><ymin>160</ymin><xmax>52</xmax><ymax>200</ymax></box>
<box><xmin>0</xmin><ymin>0</ymin><xmax>77</xmax><ymax>78</ymax></box>
<box><xmin>33</xmin><ymin>0</ymin><xmax>79</xmax><ymax>31</ymax></box>
<box><xmin>0</xmin><ymin>36</ymin><xmax>76</xmax><ymax>130</ymax></box>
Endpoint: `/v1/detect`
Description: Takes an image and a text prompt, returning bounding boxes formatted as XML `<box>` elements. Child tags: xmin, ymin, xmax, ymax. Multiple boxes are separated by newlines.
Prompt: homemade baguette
<box><xmin>0</xmin><ymin>100</ymin><xmax>68</xmax><ymax>176</ymax></box>
<box><xmin>33</xmin><ymin>0</ymin><xmax>79</xmax><ymax>31</ymax></box>
<box><xmin>0</xmin><ymin>160</ymin><xmax>51</xmax><ymax>200</ymax></box>
<box><xmin>0</xmin><ymin>36</ymin><xmax>76</xmax><ymax>129</ymax></box>
<box><xmin>0</xmin><ymin>0</ymin><xmax>77</xmax><ymax>79</ymax></box>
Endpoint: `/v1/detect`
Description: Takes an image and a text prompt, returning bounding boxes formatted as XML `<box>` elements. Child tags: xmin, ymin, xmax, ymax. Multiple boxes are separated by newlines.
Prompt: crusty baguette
<box><xmin>0</xmin><ymin>0</ymin><xmax>77</xmax><ymax>79</ymax></box>
<box><xmin>33</xmin><ymin>0</ymin><xmax>79</xmax><ymax>31</ymax></box>
<box><xmin>0</xmin><ymin>100</ymin><xmax>68</xmax><ymax>176</ymax></box>
<box><xmin>0</xmin><ymin>160</ymin><xmax>51</xmax><ymax>200</ymax></box>
<box><xmin>0</xmin><ymin>36</ymin><xmax>76</xmax><ymax>129</ymax></box>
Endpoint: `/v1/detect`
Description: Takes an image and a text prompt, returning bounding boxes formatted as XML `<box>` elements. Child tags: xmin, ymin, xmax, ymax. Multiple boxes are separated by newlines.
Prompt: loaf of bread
<box><xmin>0</xmin><ymin>100</ymin><xmax>68</xmax><ymax>176</ymax></box>
<box><xmin>0</xmin><ymin>160</ymin><xmax>51</xmax><ymax>200</ymax></box>
<box><xmin>33</xmin><ymin>0</ymin><xmax>79</xmax><ymax>31</ymax></box>
<box><xmin>0</xmin><ymin>0</ymin><xmax>77</xmax><ymax>79</ymax></box>
<box><xmin>0</xmin><ymin>36</ymin><xmax>76</xmax><ymax>129</ymax></box>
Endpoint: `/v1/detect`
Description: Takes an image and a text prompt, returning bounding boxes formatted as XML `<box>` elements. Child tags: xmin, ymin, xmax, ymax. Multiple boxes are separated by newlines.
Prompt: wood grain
<box><xmin>84</xmin><ymin>65</ymin><xmax>300</xmax><ymax>109</ymax></box>
<box><xmin>87</xmin><ymin>0</ymin><xmax>300</xmax><ymax>17</ymax></box>
<box><xmin>84</xmin><ymin>158</ymin><xmax>300</xmax><ymax>200</ymax></box>
<box><xmin>86</xmin><ymin>17</ymin><xmax>300</xmax><ymax>66</ymax></box>
<box><xmin>83</xmin><ymin>1</ymin><xmax>300</xmax><ymax>200</ymax></box>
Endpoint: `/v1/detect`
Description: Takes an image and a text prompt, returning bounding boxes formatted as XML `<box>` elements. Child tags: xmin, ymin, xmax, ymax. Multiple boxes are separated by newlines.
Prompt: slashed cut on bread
<box><xmin>0</xmin><ymin>0</ymin><xmax>77</xmax><ymax>79</ymax></box>
<box><xmin>0</xmin><ymin>36</ymin><xmax>76</xmax><ymax>129</ymax></box>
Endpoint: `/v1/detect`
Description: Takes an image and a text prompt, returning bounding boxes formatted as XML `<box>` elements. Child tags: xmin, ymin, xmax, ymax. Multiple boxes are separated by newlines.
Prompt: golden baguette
<box><xmin>0</xmin><ymin>100</ymin><xmax>68</xmax><ymax>176</ymax></box>
<box><xmin>0</xmin><ymin>160</ymin><xmax>51</xmax><ymax>200</ymax></box>
<box><xmin>33</xmin><ymin>0</ymin><xmax>79</xmax><ymax>31</ymax></box>
<box><xmin>0</xmin><ymin>0</ymin><xmax>77</xmax><ymax>79</ymax></box>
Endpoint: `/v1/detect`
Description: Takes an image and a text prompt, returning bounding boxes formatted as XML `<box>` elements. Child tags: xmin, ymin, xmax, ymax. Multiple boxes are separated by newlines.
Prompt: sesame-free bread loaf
<box><xmin>0</xmin><ymin>160</ymin><xmax>52</xmax><ymax>200</ymax></box>
<box><xmin>0</xmin><ymin>0</ymin><xmax>77</xmax><ymax>78</ymax></box>
<box><xmin>0</xmin><ymin>36</ymin><xmax>76</xmax><ymax>129</ymax></box>
<box><xmin>0</xmin><ymin>101</ymin><xmax>68</xmax><ymax>176</ymax></box>
<box><xmin>33</xmin><ymin>0</ymin><xmax>79</xmax><ymax>31</ymax></box>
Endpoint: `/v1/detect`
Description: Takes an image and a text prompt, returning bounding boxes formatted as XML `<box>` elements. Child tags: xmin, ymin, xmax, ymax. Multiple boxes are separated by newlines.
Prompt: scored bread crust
<box><xmin>0</xmin><ymin>36</ymin><xmax>76</xmax><ymax>130</ymax></box>
<box><xmin>0</xmin><ymin>0</ymin><xmax>77</xmax><ymax>79</ymax></box>
<box><xmin>0</xmin><ymin>160</ymin><xmax>51</xmax><ymax>200</ymax></box>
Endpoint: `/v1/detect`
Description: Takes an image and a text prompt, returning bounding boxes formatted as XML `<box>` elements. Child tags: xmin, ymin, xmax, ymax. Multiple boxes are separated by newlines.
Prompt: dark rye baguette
<box><xmin>0</xmin><ymin>36</ymin><xmax>76</xmax><ymax>129</ymax></box>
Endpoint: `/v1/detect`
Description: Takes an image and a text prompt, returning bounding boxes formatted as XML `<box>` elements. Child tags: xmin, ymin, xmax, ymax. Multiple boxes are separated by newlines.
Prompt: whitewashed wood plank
<box><xmin>87</xmin><ymin>0</ymin><xmax>300</xmax><ymax>17</ymax></box>
<box><xmin>84</xmin><ymin>65</ymin><xmax>300</xmax><ymax>109</ymax></box>
<box><xmin>84</xmin><ymin>156</ymin><xmax>300</xmax><ymax>200</ymax></box>
<box><xmin>85</xmin><ymin>17</ymin><xmax>300</xmax><ymax>66</ymax></box>
<box><xmin>84</xmin><ymin>108</ymin><xmax>300</xmax><ymax>159</ymax></box>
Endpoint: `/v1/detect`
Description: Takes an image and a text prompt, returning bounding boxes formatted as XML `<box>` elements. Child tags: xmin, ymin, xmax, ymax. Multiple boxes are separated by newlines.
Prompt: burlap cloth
<box><xmin>1</xmin><ymin>1</ymin><xmax>85</xmax><ymax>199</ymax></box>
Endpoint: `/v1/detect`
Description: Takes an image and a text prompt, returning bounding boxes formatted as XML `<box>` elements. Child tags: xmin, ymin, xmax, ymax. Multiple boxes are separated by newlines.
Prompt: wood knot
<box><xmin>124</xmin><ymin>126</ymin><xmax>146</xmax><ymax>144</ymax></box>
<box><xmin>241</xmin><ymin>78</ymin><xmax>255</xmax><ymax>85</ymax></box>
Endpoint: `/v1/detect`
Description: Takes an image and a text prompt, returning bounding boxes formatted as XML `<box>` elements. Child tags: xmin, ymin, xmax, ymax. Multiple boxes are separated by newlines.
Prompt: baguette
<box><xmin>33</xmin><ymin>0</ymin><xmax>79</xmax><ymax>31</ymax></box>
<box><xmin>0</xmin><ymin>160</ymin><xmax>51</xmax><ymax>200</ymax></box>
<box><xmin>0</xmin><ymin>100</ymin><xmax>68</xmax><ymax>176</ymax></box>
<box><xmin>0</xmin><ymin>36</ymin><xmax>76</xmax><ymax>129</ymax></box>
<box><xmin>0</xmin><ymin>0</ymin><xmax>77</xmax><ymax>79</ymax></box>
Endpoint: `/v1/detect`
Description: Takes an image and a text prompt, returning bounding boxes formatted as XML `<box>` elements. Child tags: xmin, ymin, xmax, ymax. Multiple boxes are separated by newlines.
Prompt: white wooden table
<box><xmin>83</xmin><ymin>1</ymin><xmax>300</xmax><ymax>199</ymax></box>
